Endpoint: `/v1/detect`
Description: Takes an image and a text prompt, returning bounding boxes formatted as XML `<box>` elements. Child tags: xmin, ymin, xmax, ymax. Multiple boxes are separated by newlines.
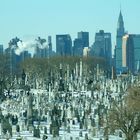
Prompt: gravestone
<box><xmin>79</xmin><ymin>131</ymin><xmax>83</xmax><ymax>137</ymax></box>
<box><xmin>12</xmin><ymin>125</ymin><xmax>16</xmax><ymax>135</ymax></box>
<box><xmin>91</xmin><ymin>127</ymin><xmax>96</xmax><ymax>137</ymax></box>
<box><xmin>33</xmin><ymin>126</ymin><xmax>40</xmax><ymax>138</ymax></box>
<box><xmin>67</xmin><ymin>125</ymin><xmax>70</xmax><ymax>133</ymax></box>
<box><xmin>79</xmin><ymin>120</ymin><xmax>83</xmax><ymax>129</ymax></box>
<box><xmin>44</xmin><ymin>126</ymin><xmax>47</xmax><ymax>134</ymax></box>
<box><xmin>85</xmin><ymin>133</ymin><xmax>88</xmax><ymax>140</ymax></box>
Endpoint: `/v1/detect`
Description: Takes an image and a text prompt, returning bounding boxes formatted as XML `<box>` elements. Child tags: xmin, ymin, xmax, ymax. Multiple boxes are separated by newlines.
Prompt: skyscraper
<box><xmin>117</xmin><ymin>11</ymin><xmax>125</xmax><ymax>37</ymax></box>
<box><xmin>0</xmin><ymin>45</ymin><xmax>3</xmax><ymax>54</ymax></box>
<box><xmin>47</xmin><ymin>36</ymin><xmax>55</xmax><ymax>57</ymax></box>
<box><xmin>133</xmin><ymin>34</ymin><xmax>140</xmax><ymax>72</ymax></box>
<box><xmin>73</xmin><ymin>38</ymin><xmax>83</xmax><ymax>56</ymax></box>
<box><xmin>48</xmin><ymin>36</ymin><xmax>52</xmax><ymax>53</ymax></box>
<box><xmin>56</xmin><ymin>34</ymin><xmax>72</xmax><ymax>56</ymax></box>
<box><xmin>120</xmin><ymin>34</ymin><xmax>140</xmax><ymax>74</ymax></box>
<box><xmin>115</xmin><ymin>11</ymin><xmax>125</xmax><ymax>73</ymax></box>
<box><xmin>121</xmin><ymin>34</ymin><xmax>134</xmax><ymax>73</ymax></box>
<box><xmin>92</xmin><ymin>30</ymin><xmax>112</xmax><ymax>66</ymax></box>
<box><xmin>20</xmin><ymin>51</ymin><xmax>31</xmax><ymax>61</ymax></box>
<box><xmin>122</xmin><ymin>35</ymin><xmax>129</xmax><ymax>68</ymax></box>
<box><xmin>73</xmin><ymin>31</ymin><xmax>89</xmax><ymax>56</ymax></box>
<box><xmin>78</xmin><ymin>31</ymin><xmax>89</xmax><ymax>47</ymax></box>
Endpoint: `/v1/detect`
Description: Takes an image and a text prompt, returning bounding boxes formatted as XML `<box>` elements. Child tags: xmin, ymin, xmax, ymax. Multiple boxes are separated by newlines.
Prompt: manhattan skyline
<box><xmin>0</xmin><ymin>0</ymin><xmax>140</xmax><ymax>49</ymax></box>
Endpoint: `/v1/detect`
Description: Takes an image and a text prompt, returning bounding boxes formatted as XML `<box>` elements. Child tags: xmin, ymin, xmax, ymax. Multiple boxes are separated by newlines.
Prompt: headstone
<box><xmin>119</xmin><ymin>131</ymin><xmax>122</xmax><ymax>137</ymax></box>
<box><xmin>29</xmin><ymin>125</ymin><xmax>33</xmax><ymax>133</ymax></box>
<box><xmin>104</xmin><ymin>127</ymin><xmax>109</xmax><ymax>140</ymax></box>
<box><xmin>12</xmin><ymin>125</ymin><xmax>16</xmax><ymax>135</ymax></box>
<box><xmin>79</xmin><ymin>131</ymin><xmax>83</xmax><ymax>137</ymax></box>
<box><xmin>79</xmin><ymin>121</ymin><xmax>83</xmax><ymax>129</ymax></box>
<box><xmin>5</xmin><ymin>131</ymin><xmax>10</xmax><ymax>140</ymax></box>
<box><xmin>16</xmin><ymin>125</ymin><xmax>20</xmax><ymax>134</ymax></box>
<box><xmin>44</xmin><ymin>126</ymin><xmax>47</xmax><ymax>134</ymax></box>
<box><xmin>50</xmin><ymin>124</ymin><xmax>52</xmax><ymax>134</ymax></box>
<box><xmin>67</xmin><ymin>125</ymin><xmax>70</xmax><ymax>133</ymax></box>
<box><xmin>72</xmin><ymin>120</ymin><xmax>75</xmax><ymax>125</ymax></box>
<box><xmin>59</xmin><ymin>136</ymin><xmax>62</xmax><ymax>140</ymax></box>
<box><xmin>33</xmin><ymin>126</ymin><xmax>40</xmax><ymax>138</ymax></box>
<box><xmin>0</xmin><ymin>123</ymin><xmax>2</xmax><ymax>135</ymax></box>
<box><xmin>85</xmin><ymin>133</ymin><xmax>88</xmax><ymax>140</ymax></box>
<box><xmin>91</xmin><ymin>127</ymin><xmax>96</xmax><ymax>137</ymax></box>
<box><xmin>75</xmin><ymin>137</ymin><xmax>79</xmax><ymax>140</ymax></box>
<box><xmin>42</xmin><ymin>134</ymin><xmax>48</xmax><ymax>140</ymax></box>
<box><xmin>84</xmin><ymin>118</ymin><xmax>88</xmax><ymax>130</ymax></box>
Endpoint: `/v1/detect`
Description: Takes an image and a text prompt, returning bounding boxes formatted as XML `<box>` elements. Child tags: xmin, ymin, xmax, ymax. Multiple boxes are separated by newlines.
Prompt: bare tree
<box><xmin>108</xmin><ymin>86</ymin><xmax>140</xmax><ymax>140</ymax></box>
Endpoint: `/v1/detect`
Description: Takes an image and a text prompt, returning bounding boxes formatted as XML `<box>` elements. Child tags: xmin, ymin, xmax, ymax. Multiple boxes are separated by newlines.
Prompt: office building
<box><xmin>92</xmin><ymin>30</ymin><xmax>112</xmax><ymax>66</ymax></box>
<box><xmin>73</xmin><ymin>31</ymin><xmax>89</xmax><ymax>56</ymax></box>
<box><xmin>56</xmin><ymin>34</ymin><xmax>72</xmax><ymax>56</ymax></box>
<box><xmin>0</xmin><ymin>45</ymin><xmax>3</xmax><ymax>54</ymax></box>
<box><xmin>122</xmin><ymin>34</ymin><xmax>140</xmax><ymax>73</ymax></box>
<box><xmin>78</xmin><ymin>31</ymin><xmax>89</xmax><ymax>47</ymax></box>
<box><xmin>115</xmin><ymin>11</ymin><xmax>125</xmax><ymax>73</ymax></box>
<box><xmin>73</xmin><ymin>38</ymin><xmax>83</xmax><ymax>56</ymax></box>
<box><xmin>20</xmin><ymin>51</ymin><xmax>31</xmax><ymax>61</ymax></box>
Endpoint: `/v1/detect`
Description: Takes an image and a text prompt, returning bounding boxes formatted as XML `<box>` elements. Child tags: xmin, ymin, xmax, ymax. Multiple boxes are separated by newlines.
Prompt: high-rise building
<box><xmin>126</xmin><ymin>34</ymin><xmax>140</xmax><ymax>73</ymax></box>
<box><xmin>122</xmin><ymin>35</ymin><xmax>129</xmax><ymax>68</ymax></box>
<box><xmin>115</xmin><ymin>11</ymin><xmax>140</xmax><ymax>74</ymax></box>
<box><xmin>78</xmin><ymin>31</ymin><xmax>89</xmax><ymax>47</ymax></box>
<box><xmin>48</xmin><ymin>36</ymin><xmax>52</xmax><ymax>53</ymax></box>
<box><xmin>34</xmin><ymin>46</ymin><xmax>48</xmax><ymax>58</ymax></box>
<box><xmin>73</xmin><ymin>38</ymin><xmax>83</xmax><ymax>56</ymax></box>
<box><xmin>56</xmin><ymin>34</ymin><xmax>72</xmax><ymax>56</ymax></box>
<box><xmin>122</xmin><ymin>34</ymin><xmax>140</xmax><ymax>73</ymax></box>
<box><xmin>48</xmin><ymin>36</ymin><xmax>55</xmax><ymax>57</ymax></box>
<box><xmin>133</xmin><ymin>34</ymin><xmax>140</xmax><ymax>72</ymax></box>
<box><xmin>122</xmin><ymin>35</ymin><xmax>134</xmax><ymax>73</ymax></box>
<box><xmin>115</xmin><ymin>11</ymin><xmax>125</xmax><ymax>73</ymax></box>
<box><xmin>0</xmin><ymin>45</ymin><xmax>3</xmax><ymax>54</ymax></box>
<box><xmin>92</xmin><ymin>30</ymin><xmax>112</xmax><ymax>66</ymax></box>
<box><xmin>73</xmin><ymin>31</ymin><xmax>89</xmax><ymax>56</ymax></box>
<box><xmin>5</xmin><ymin>47</ymin><xmax>18</xmax><ymax>75</ymax></box>
<box><xmin>20</xmin><ymin>51</ymin><xmax>31</xmax><ymax>61</ymax></box>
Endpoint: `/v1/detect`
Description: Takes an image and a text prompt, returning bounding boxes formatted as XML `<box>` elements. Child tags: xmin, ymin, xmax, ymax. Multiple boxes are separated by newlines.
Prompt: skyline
<box><xmin>0</xmin><ymin>0</ymin><xmax>140</xmax><ymax>50</ymax></box>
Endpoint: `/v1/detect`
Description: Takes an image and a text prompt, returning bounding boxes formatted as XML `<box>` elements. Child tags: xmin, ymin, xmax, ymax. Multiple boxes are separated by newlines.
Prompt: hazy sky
<box><xmin>0</xmin><ymin>0</ymin><xmax>140</xmax><ymax>50</ymax></box>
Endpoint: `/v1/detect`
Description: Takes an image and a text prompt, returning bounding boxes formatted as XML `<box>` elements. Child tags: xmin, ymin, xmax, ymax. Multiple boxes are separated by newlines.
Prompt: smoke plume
<box><xmin>11</xmin><ymin>37</ymin><xmax>48</xmax><ymax>55</ymax></box>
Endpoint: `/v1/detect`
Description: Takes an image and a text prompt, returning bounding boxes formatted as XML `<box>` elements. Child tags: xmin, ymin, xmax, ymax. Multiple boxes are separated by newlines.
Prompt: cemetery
<box><xmin>0</xmin><ymin>61</ymin><xmax>140</xmax><ymax>140</ymax></box>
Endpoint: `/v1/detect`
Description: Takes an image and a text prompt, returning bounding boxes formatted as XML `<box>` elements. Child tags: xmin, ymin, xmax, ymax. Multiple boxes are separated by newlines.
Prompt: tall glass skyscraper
<box><xmin>115</xmin><ymin>11</ymin><xmax>140</xmax><ymax>74</ymax></box>
<box><xmin>73</xmin><ymin>31</ymin><xmax>89</xmax><ymax>56</ymax></box>
<box><xmin>56</xmin><ymin>34</ymin><xmax>72</xmax><ymax>56</ymax></box>
<box><xmin>121</xmin><ymin>34</ymin><xmax>140</xmax><ymax>73</ymax></box>
<box><xmin>78</xmin><ymin>31</ymin><xmax>89</xmax><ymax>47</ymax></box>
<box><xmin>92</xmin><ymin>30</ymin><xmax>112</xmax><ymax>67</ymax></box>
<box><xmin>130</xmin><ymin>35</ymin><xmax>140</xmax><ymax>73</ymax></box>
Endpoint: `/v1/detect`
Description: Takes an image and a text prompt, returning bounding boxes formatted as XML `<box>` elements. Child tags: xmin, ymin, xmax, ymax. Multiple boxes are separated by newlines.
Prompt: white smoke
<box><xmin>14</xmin><ymin>38</ymin><xmax>48</xmax><ymax>55</ymax></box>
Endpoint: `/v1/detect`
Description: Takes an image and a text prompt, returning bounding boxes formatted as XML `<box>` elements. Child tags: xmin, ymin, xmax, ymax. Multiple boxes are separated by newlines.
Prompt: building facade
<box><xmin>0</xmin><ymin>45</ymin><xmax>3</xmax><ymax>54</ymax></box>
<box><xmin>73</xmin><ymin>31</ymin><xmax>89</xmax><ymax>56</ymax></box>
<box><xmin>92</xmin><ymin>30</ymin><xmax>112</xmax><ymax>66</ymax></box>
<box><xmin>119</xmin><ymin>34</ymin><xmax>140</xmax><ymax>74</ymax></box>
<box><xmin>56</xmin><ymin>34</ymin><xmax>72</xmax><ymax>56</ymax></box>
<box><xmin>78</xmin><ymin>31</ymin><xmax>89</xmax><ymax>47</ymax></box>
<box><xmin>115</xmin><ymin>11</ymin><xmax>125</xmax><ymax>73</ymax></box>
<box><xmin>73</xmin><ymin>38</ymin><xmax>83</xmax><ymax>56</ymax></box>
<box><xmin>115</xmin><ymin>11</ymin><xmax>140</xmax><ymax>74</ymax></box>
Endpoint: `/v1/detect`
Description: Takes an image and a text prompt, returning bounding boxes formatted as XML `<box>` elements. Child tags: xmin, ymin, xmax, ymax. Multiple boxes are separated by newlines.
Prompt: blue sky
<box><xmin>0</xmin><ymin>0</ymin><xmax>140</xmax><ymax>50</ymax></box>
